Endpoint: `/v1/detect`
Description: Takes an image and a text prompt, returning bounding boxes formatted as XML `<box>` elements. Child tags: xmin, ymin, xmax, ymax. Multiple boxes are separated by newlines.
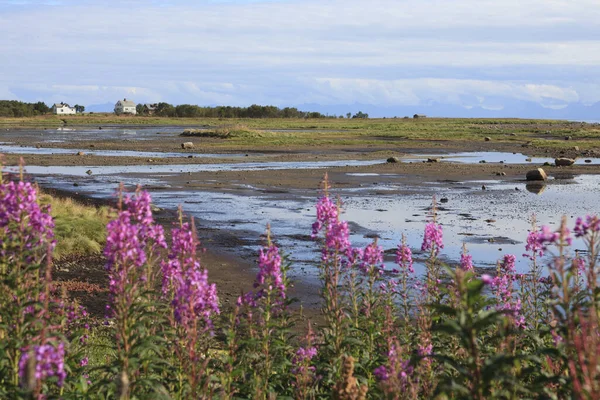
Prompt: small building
<box><xmin>144</xmin><ymin>103</ymin><xmax>158</xmax><ymax>115</ymax></box>
<box><xmin>52</xmin><ymin>102</ymin><xmax>76</xmax><ymax>115</ymax></box>
<box><xmin>114</xmin><ymin>98</ymin><xmax>137</xmax><ymax>115</ymax></box>
<box><xmin>413</xmin><ymin>114</ymin><xmax>427</xmax><ymax>119</ymax></box>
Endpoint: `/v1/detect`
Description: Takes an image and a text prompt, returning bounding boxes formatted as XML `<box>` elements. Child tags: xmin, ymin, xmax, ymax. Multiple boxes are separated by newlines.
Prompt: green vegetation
<box><xmin>0</xmin><ymin>100</ymin><xmax>50</xmax><ymax>117</ymax></box>
<box><xmin>39</xmin><ymin>193</ymin><xmax>111</xmax><ymax>259</ymax></box>
<box><xmin>1</xmin><ymin>114</ymin><xmax>599</xmax><ymax>151</ymax></box>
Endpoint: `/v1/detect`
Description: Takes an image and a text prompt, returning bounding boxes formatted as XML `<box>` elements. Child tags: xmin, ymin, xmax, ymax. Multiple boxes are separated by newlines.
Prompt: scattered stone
<box><xmin>73</xmin><ymin>183</ymin><xmax>79</xmax><ymax>187</ymax></box>
<box><xmin>481</xmin><ymin>185</ymin><xmax>486</xmax><ymax>190</ymax></box>
<box><xmin>35</xmin><ymin>144</ymin><xmax>41</xmax><ymax>149</ymax></box>
<box><xmin>573</xmin><ymin>146</ymin><xmax>580</xmax><ymax>151</ymax></box>
<box><xmin>76</xmin><ymin>151</ymin><xmax>85</xmax><ymax>156</ymax></box>
<box><xmin>555</xmin><ymin>158</ymin><xmax>575</xmax><ymax>167</ymax></box>
<box><xmin>510</xmin><ymin>133</ymin><xmax>517</xmax><ymax>136</ymax></box>
<box><xmin>525</xmin><ymin>158</ymin><xmax>532</xmax><ymax>162</ymax></box>
<box><xmin>440</xmin><ymin>197</ymin><xmax>449</xmax><ymax>203</ymax></box>
<box><xmin>188</xmin><ymin>155</ymin><xmax>194</xmax><ymax>159</ymax></box>
<box><xmin>543</xmin><ymin>162</ymin><xmax>551</xmax><ymax>166</ymax></box>
<box><xmin>479</xmin><ymin>160</ymin><xmax>486</xmax><ymax>163</ymax></box>
<box><xmin>496</xmin><ymin>172</ymin><xmax>506</xmax><ymax>176</ymax></box>
<box><xmin>484</xmin><ymin>137</ymin><xmax>491</xmax><ymax>141</ymax></box>
<box><xmin>485</xmin><ymin>219</ymin><xmax>496</xmax><ymax>223</ymax></box>
<box><xmin>89</xmin><ymin>144</ymin><xmax>95</xmax><ymax>148</ymax></box>
<box><xmin>426</xmin><ymin>158</ymin><xmax>439</xmax><ymax>163</ymax></box>
<box><xmin>526</xmin><ymin>168</ymin><xmax>548</xmax><ymax>181</ymax></box>
<box><xmin>565</xmin><ymin>136</ymin><xmax>572</xmax><ymax>140</ymax></box>
<box><xmin>386</xmin><ymin>157</ymin><xmax>400</xmax><ymax>163</ymax></box>
<box><xmin>85</xmin><ymin>169</ymin><xmax>93</xmax><ymax>175</ymax></box>
<box><xmin>181</xmin><ymin>142</ymin><xmax>195</xmax><ymax>149</ymax></box>
<box><xmin>147</xmin><ymin>159</ymin><xmax>154</xmax><ymax>162</ymax></box>
<box><xmin>585</xmin><ymin>159</ymin><xmax>592</xmax><ymax>163</ymax></box>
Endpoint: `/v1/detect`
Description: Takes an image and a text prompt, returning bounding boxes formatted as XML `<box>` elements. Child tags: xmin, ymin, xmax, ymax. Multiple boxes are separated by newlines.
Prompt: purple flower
<box><xmin>524</xmin><ymin>229</ymin><xmax>545</xmax><ymax>259</ymax></box>
<box><xmin>19</xmin><ymin>342</ymin><xmax>66</xmax><ymax>387</ymax></box>
<box><xmin>355</xmin><ymin>241</ymin><xmax>384</xmax><ymax>275</ymax></box>
<box><xmin>421</xmin><ymin>223</ymin><xmax>443</xmax><ymax>254</ymax></box>
<box><xmin>172</xmin><ymin>268</ymin><xmax>220</xmax><ymax>333</ymax></box>
<box><xmin>460</xmin><ymin>252</ymin><xmax>473</xmax><ymax>272</ymax></box>
<box><xmin>79</xmin><ymin>357</ymin><xmax>89</xmax><ymax>367</ymax></box>
<box><xmin>395</xmin><ymin>243</ymin><xmax>414</xmax><ymax>274</ymax></box>
<box><xmin>574</xmin><ymin>215</ymin><xmax>600</xmax><ymax>237</ymax></box>
<box><xmin>255</xmin><ymin>244</ymin><xmax>285</xmax><ymax>295</ymax></box>
<box><xmin>481</xmin><ymin>274</ymin><xmax>493</xmax><ymax>285</ymax></box>
<box><xmin>291</xmin><ymin>346</ymin><xmax>318</xmax><ymax>375</ymax></box>
<box><xmin>312</xmin><ymin>196</ymin><xmax>338</xmax><ymax>238</ymax></box>
<box><xmin>374</xmin><ymin>345</ymin><xmax>413</xmax><ymax>384</ymax></box>
<box><xmin>0</xmin><ymin>180</ymin><xmax>55</xmax><ymax>261</ymax></box>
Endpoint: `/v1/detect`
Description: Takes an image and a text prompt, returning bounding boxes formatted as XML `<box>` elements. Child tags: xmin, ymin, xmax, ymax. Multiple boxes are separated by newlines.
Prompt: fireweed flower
<box><xmin>172</xmin><ymin>268</ymin><xmax>219</xmax><ymax>333</ymax></box>
<box><xmin>574</xmin><ymin>215</ymin><xmax>600</xmax><ymax>237</ymax></box>
<box><xmin>291</xmin><ymin>346</ymin><xmax>318</xmax><ymax>375</ymax></box>
<box><xmin>161</xmin><ymin>223</ymin><xmax>196</xmax><ymax>296</ymax></box>
<box><xmin>18</xmin><ymin>342</ymin><xmax>67</xmax><ymax>387</ymax></box>
<box><xmin>311</xmin><ymin>196</ymin><xmax>338</xmax><ymax>238</ymax></box>
<box><xmin>396</xmin><ymin>243</ymin><xmax>414</xmax><ymax>274</ymax></box>
<box><xmin>460</xmin><ymin>252</ymin><xmax>474</xmax><ymax>272</ymax></box>
<box><xmin>491</xmin><ymin>254</ymin><xmax>526</xmax><ymax>328</ymax></box>
<box><xmin>374</xmin><ymin>345</ymin><xmax>413</xmax><ymax>384</ymax></box>
<box><xmin>0</xmin><ymin>180</ymin><xmax>55</xmax><ymax>261</ymax></box>
<box><xmin>421</xmin><ymin>222</ymin><xmax>444</xmax><ymax>255</ymax></box>
<box><xmin>255</xmin><ymin>244</ymin><xmax>285</xmax><ymax>296</ymax></box>
<box><xmin>524</xmin><ymin>229</ymin><xmax>545</xmax><ymax>259</ymax></box>
<box><xmin>357</xmin><ymin>241</ymin><xmax>384</xmax><ymax>275</ymax></box>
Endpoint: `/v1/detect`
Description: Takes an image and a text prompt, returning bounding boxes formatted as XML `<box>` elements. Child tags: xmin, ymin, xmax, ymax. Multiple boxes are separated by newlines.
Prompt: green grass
<box><xmin>39</xmin><ymin>194</ymin><xmax>112</xmax><ymax>259</ymax></box>
<box><xmin>2</xmin><ymin>115</ymin><xmax>600</xmax><ymax>151</ymax></box>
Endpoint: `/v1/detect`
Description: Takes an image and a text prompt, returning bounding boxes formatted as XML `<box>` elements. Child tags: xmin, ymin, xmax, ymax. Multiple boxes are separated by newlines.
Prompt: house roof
<box><xmin>54</xmin><ymin>103</ymin><xmax>72</xmax><ymax>108</ymax></box>
<box><xmin>116</xmin><ymin>99</ymin><xmax>136</xmax><ymax>107</ymax></box>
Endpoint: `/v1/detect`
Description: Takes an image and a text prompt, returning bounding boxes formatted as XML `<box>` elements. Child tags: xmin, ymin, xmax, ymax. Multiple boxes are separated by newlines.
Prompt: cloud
<box><xmin>0</xmin><ymin>0</ymin><xmax>600</xmax><ymax>114</ymax></box>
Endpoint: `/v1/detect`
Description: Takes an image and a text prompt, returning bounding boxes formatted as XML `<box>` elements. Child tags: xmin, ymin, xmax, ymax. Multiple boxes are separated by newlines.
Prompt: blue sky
<box><xmin>1</xmin><ymin>0</ymin><xmax>600</xmax><ymax>116</ymax></box>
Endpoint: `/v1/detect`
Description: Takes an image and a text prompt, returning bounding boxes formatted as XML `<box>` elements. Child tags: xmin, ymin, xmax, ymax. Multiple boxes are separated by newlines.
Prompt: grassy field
<box><xmin>2</xmin><ymin>114</ymin><xmax>600</xmax><ymax>151</ymax></box>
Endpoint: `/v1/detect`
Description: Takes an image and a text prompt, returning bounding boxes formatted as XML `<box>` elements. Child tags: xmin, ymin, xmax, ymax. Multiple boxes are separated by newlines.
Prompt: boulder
<box><xmin>573</xmin><ymin>146</ymin><xmax>580</xmax><ymax>151</ymax></box>
<box><xmin>526</xmin><ymin>168</ymin><xmax>547</xmax><ymax>181</ymax></box>
<box><xmin>85</xmin><ymin>169</ymin><xmax>93</xmax><ymax>176</ymax></box>
<box><xmin>555</xmin><ymin>158</ymin><xmax>575</xmax><ymax>167</ymax></box>
<box><xmin>585</xmin><ymin>159</ymin><xmax>592</xmax><ymax>163</ymax></box>
<box><xmin>181</xmin><ymin>142</ymin><xmax>195</xmax><ymax>149</ymax></box>
<box><xmin>386</xmin><ymin>157</ymin><xmax>400</xmax><ymax>163</ymax></box>
<box><xmin>426</xmin><ymin>158</ymin><xmax>439</xmax><ymax>163</ymax></box>
<box><xmin>76</xmin><ymin>151</ymin><xmax>85</xmax><ymax>156</ymax></box>
<box><xmin>484</xmin><ymin>137</ymin><xmax>491</xmax><ymax>141</ymax></box>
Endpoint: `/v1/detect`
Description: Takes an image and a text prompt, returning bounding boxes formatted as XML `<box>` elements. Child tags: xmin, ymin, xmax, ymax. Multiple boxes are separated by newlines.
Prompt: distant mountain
<box><xmin>294</xmin><ymin>101</ymin><xmax>600</xmax><ymax>121</ymax></box>
<box><xmin>86</xmin><ymin>102</ymin><xmax>114</xmax><ymax>113</ymax></box>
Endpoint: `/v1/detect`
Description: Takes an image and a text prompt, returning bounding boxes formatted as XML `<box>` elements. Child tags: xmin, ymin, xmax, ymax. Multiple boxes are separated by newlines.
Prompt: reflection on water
<box><xmin>525</xmin><ymin>183</ymin><xmax>547</xmax><ymax>194</ymax></box>
<box><xmin>407</xmin><ymin>152</ymin><xmax>600</xmax><ymax>165</ymax></box>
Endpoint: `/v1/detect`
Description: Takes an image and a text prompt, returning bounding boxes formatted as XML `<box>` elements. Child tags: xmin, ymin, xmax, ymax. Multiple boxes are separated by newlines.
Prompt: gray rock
<box><xmin>526</xmin><ymin>168</ymin><xmax>548</xmax><ymax>181</ymax></box>
<box><xmin>85</xmin><ymin>169</ymin><xmax>93</xmax><ymax>175</ymax></box>
<box><xmin>484</xmin><ymin>137</ymin><xmax>491</xmax><ymax>141</ymax></box>
<box><xmin>386</xmin><ymin>157</ymin><xmax>400</xmax><ymax>163</ymax></box>
<box><xmin>585</xmin><ymin>159</ymin><xmax>592</xmax><ymax>163</ymax></box>
<box><xmin>555</xmin><ymin>158</ymin><xmax>575</xmax><ymax>167</ymax></box>
<box><xmin>573</xmin><ymin>146</ymin><xmax>580</xmax><ymax>151</ymax></box>
<box><xmin>426</xmin><ymin>158</ymin><xmax>439</xmax><ymax>163</ymax></box>
<box><xmin>76</xmin><ymin>151</ymin><xmax>85</xmax><ymax>156</ymax></box>
<box><xmin>181</xmin><ymin>142</ymin><xmax>195</xmax><ymax>149</ymax></box>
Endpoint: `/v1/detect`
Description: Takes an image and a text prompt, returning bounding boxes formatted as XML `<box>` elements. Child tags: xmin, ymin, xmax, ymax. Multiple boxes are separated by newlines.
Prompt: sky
<box><xmin>1</xmin><ymin>0</ymin><xmax>600</xmax><ymax>117</ymax></box>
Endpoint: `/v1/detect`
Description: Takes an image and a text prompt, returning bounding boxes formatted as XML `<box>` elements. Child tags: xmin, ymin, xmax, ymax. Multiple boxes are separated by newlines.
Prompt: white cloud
<box><xmin>1</xmin><ymin>0</ymin><xmax>600</xmax><ymax>112</ymax></box>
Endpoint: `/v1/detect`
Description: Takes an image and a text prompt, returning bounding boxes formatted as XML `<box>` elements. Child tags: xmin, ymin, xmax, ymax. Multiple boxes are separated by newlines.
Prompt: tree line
<box><xmin>136</xmin><ymin>103</ymin><xmax>341</xmax><ymax>118</ymax></box>
<box><xmin>0</xmin><ymin>100</ymin><xmax>51</xmax><ymax>117</ymax></box>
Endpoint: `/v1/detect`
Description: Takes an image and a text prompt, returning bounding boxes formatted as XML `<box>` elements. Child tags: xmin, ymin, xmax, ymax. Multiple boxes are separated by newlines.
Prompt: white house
<box><xmin>114</xmin><ymin>98</ymin><xmax>137</xmax><ymax>115</ymax></box>
<box><xmin>52</xmin><ymin>103</ymin><xmax>76</xmax><ymax>115</ymax></box>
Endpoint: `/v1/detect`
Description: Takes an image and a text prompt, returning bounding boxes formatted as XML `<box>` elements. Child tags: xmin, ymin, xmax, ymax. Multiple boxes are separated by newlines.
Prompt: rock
<box><xmin>555</xmin><ymin>158</ymin><xmax>575</xmax><ymax>167</ymax></box>
<box><xmin>147</xmin><ymin>159</ymin><xmax>154</xmax><ymax>162</ymax></box>
<box><xmin>485</xmin><ymin>219</ymin><xmax>496</xmax><ymax>223</ymax></box>
<box><xmin>565</xmin><ymin>136</ymin><xmax>572</xmax><ymax>140</ymax></box>
<box><xmin>89</xmin><ymin>144</ymin><xmax>95</xmax><ymax>148</ymax></box>
<box><xmin>510</xmin><ymin>133</ymin><xmax>517</xmax><ymax>136</ymax></box>
<box><xmin>35</xmin><ymin>145</ymin><xmax>41</xmax><ymax>149</ymax></box>
<box><xmin>99</xmin><ymin>126</ymin><xmax>102</xmax><ymax>130</ymax></box>
<box><xmin>188</xmin><ymin>155</ymin><xmax>194</xmax><ymax>159</ymax></box>
<box><xmin>484</xmin><ymin>137</ymin><xmax>491</xmax><ymax>141</ymax></box>
<box><xmin>525</xmin><ymin>158</ymin><xmax>532</xmax><ymax>162</ymax></box>
<box><xmin>76</xmin><ymin>151</ymin><xmax>85</xmax><ymax>156</ymax></box>
<box><xmin>386</xmin><ymin>157</ymin><xmax>400</xmax><ymax>163</ymax></box>
<box><xmin>426</xmin><ymin>158</ymin><xmax>439</xmax><ymax>163</ymax></box>
<box><xmin>85</xmin><ymin>169</ymin><xmax>93</xmax><ymax>175</ymax></box>
<box><xmin>481</xmin><ymin>185</ymin><xmax>486</xmax><ymax>190</ymax></box>
<box><xmin>543</xmin><ymin>162</ymin><xmax>551</xmax><ymax>166</ymax></box>
<box><xmin>526</xmin><ymin>168</ymin><xmax>547</xmax><ymax>181</ymax></box>
<box><xmin>573</xmin><ymin>146</ymin><xmax>580</xmax><ymax>151</ymax></box>
<box><xmin>73</xmin><ymin>183</ymin><xmax>79</xmax><ymax>187</ymax></box>
<box><xmin>181</xmin><ymin>142</ymin><xmax>195</xmax><ymax>149</ymax></box>
<box><xmin>479</xmin><ymin>160</ymin><xmax>486</xmax><ymax>163</ymax></box>
<box><xmin>499</xmin><ymin>161</ymin><xmax>504</xmax><ymax>164</ymax></box>
<box><xmin>440</xmin><ymin>197</ymin><xmax>449</xmax><ymax>203</ymax></box>
<box><xmin>496</xmin><ymin>172</ymin><xmax>506</xmax><ymax>176</ymax></box>
<box><xmin>585</xmin><ymin>159</ymin><xmax>592</xmax><ymax>163</ymax></box>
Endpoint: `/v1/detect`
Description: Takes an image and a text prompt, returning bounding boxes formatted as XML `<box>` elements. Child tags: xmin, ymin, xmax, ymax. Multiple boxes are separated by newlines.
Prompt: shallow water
<box><xmin>406</xmin><ymin>152</ymin><xmax>600</xmax><ymax>165</ymax></box>
<box><xmin>21</xmin><ymin>162</ymin><xmax>600</xmax><ymax>281</ymax></box>
<box><xmin>0</xmin><ymin>145</ymin><xmax>250</xmax><ymax>159</ymax></box>
<box><xmin>1</xmin><ymin>126</ymin><xmax>188</xmax><ymax>142</ymax></box>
